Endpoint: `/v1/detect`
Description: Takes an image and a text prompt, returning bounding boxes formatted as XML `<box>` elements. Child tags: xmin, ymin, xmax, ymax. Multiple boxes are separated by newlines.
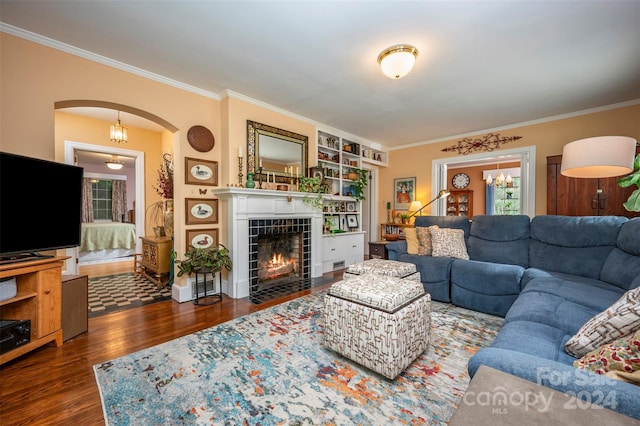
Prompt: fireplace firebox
<box><xmin>249</xmin><ymin>218</ymin><xmax>311</xmax><ymax>303</ymax></box>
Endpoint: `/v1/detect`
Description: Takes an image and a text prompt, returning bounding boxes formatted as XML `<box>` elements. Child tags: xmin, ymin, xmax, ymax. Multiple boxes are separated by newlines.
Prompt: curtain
<box><xmin>485</xmin><ymin>185</ymin><xmax>495</xmax><ymax>215</ymax></box>
<box><xmin>111</xmin><ymin>179</ymin><xmax>127</xmax><ymax>223</ymax></box>
<box><xmin>82</xmin><ymin>178</ymin><xmax>94</xmax><ymax>223</ymax></box>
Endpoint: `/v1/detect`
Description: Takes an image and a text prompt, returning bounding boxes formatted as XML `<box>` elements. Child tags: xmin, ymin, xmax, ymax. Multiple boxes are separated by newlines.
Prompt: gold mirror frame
<box><xmin>247</xmin><ymin>120</ymin><xmax>308</xmax><ymax>181</ymax></box>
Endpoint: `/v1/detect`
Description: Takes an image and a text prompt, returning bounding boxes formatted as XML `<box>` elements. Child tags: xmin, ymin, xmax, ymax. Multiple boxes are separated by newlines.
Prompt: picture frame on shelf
<box><xmin>326</xmin><ymin>215</ymin><xmax>339</xmax><ymax>232</ymax></box>
<box><xmin>394</xmin><ymin>177</ymin><xmax>416</xmax><ymax>210</ymax></box>
<box><xmin>186</xmin><ymin>228</ymin><xmax>219</xmax><ymax>249</ymax></box>
<box><xmin>185</xmin><ymin>157</ymin><xmax>218</xmax><ymax>186</ymax></box>
<box><xmin>308</xmin><ymin>166</ymin><xmax>324</xmax><ymax>180</ymax></box>
<box><xmin>347</xmin><ymin>202</ymin><xmax>356</xmax><ymax>212</ymax></box>
<box><xmin>346</xmin><ymin>214</ymin><xmax>358</xmax><ymax>228</ymax></box>
<box><xmin>185</xmin><ymin>198</ymin><xmax>218</xmax><ymax>225</ymax></box>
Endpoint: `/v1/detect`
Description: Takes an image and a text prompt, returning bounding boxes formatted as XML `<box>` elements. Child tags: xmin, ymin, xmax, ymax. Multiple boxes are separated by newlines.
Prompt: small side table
<box><xmin>368</xmin><ymin>241</ymin><xmax>388</xmax><ymax>259</ymax></box>
<box><xmin>140</xmin><ymin>236</ymin><xmax>172</xmax><ymax>288</ymax></box>
<box><xmin>192</xmin><ymin>269</ymin><xmax>222</xmax><ymax>305</ymax></box>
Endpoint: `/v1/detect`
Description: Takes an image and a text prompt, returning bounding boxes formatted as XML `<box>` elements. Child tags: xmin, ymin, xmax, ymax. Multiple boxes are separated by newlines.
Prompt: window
<box><xmin>92</xmin><ymin>179</ymin><xmax>113</xmax><ymax>220</ymax></box>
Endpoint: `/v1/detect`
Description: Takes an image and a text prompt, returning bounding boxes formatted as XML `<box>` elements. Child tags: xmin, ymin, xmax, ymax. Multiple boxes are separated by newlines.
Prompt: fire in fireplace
<box><xmin>249</xmin><ymin>218</ymin><xmax>311</xmax><ymax>303</ymax></box>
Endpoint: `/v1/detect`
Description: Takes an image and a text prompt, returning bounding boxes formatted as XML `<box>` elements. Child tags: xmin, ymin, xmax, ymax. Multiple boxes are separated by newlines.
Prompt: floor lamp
<box><xmin>409</xmin><ymin>189</ymin><xmax>451</xmax><ymax>218</ymax></box>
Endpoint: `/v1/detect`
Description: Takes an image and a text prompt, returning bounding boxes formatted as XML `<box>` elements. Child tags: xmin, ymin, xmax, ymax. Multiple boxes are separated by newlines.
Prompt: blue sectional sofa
<box><xmin>386</xmin><ymin>215</ymin><xmax>640</xmax><ymax>419</ymax></box>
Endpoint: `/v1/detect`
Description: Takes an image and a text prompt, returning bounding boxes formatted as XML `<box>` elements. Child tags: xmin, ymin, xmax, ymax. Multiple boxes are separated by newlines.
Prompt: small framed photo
<box><xmin>185</xmin><ymin>157</ymin><xmax>218</xmax><ymax>186</ymax></box>
<box><xmin>326</xmin><ymin>215</ymin><xmax>339</xmax><ymax>231</ymax></box>
<box><xmin>186</xmin><ymin>228</ymin><xmax>219</xmax><ymax>249</ymax></box>
<box><xmin>346</xmin><ymin>214</ymin><xmax>358</xmax><ymax>228</ymax></box>
<box><xmin>394</xmin><ymin>177</ymin><xmax>416</xmax><ymax>210</ymax></box>
<box><xmin>309</xmin><ymin>166</ymin><xmax>324</xmax><ymax>180</ymax></box>
<box><xmin>347</xmin><ymin>202</ymin><xmax>356</xmax><ymax>212</ymax></box>
<box><xmin>185</xmin><ymin>198</ymin><xmax>218</xmax><ymax>225</ymax></box>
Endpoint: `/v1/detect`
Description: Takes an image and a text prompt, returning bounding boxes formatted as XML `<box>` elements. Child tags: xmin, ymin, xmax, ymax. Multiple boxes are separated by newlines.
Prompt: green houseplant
<box><xmin>299</xmin><ymin>176</ymin><xmax>328</xmax><ymax>209</ymax></box>
<box><xmin>349</xmin><ymin>168</ymin><xmax>369</xmax><ymax>201</ymax></box>
<box><xmin>175</xmin><ymin>244</ymin><xmax>232</xmax><ymax>277</ymax></box>
<box><xmin>618</xmin><ymin>153</ymin><xmax>640</xmax><ymax>212</ymax></box>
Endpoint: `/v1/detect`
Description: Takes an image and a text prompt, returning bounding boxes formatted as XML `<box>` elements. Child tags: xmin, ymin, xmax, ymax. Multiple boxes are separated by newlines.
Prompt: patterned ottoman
<box><xmin>343</xmin><ymin>258</ymin><xmax>421</xmax><ymax>282</ymax></box>
<box><xmin>323</xmin><ymin>274</ymin><xmax>431</xmax><ymax>379</ymax></box>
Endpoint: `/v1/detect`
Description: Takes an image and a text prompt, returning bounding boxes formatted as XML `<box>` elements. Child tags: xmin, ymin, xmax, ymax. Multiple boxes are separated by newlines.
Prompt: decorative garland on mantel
<box><xmin>441</xmin><ymin>133</ymin><xmax>522</xmax><ymax>155</ymax></box>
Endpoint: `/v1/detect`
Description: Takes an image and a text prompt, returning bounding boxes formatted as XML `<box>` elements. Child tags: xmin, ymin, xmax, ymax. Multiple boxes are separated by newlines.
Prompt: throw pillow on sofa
<box><xmin>416</xmin><ymin>226</ymin><xmax>434</xmax><ymax>255</ymax></box>
<box><xmin>573</xmin><ymin>329</ymin><xmax>640</xmax><ymax>375</ymax></box>
<box><xmin>429</xmin><ymin>225</ymin><xmax>469</xmax><ymax>260</ymax></box>
<box><xmin>565</xmin><ymin>286</ymin><xmax>640</xmax><ymax>357</ymax></box>
<box><xmin>404</xmin><ymin>227</ymin><xmax>420</xmax><ymax>254</ymax></box>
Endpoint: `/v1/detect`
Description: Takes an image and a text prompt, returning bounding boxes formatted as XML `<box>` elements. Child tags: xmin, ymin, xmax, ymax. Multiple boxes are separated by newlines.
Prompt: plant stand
<box><xmin>192</xmin><ymin>269</ymin><xmax>222</xmax><ymax>305</ymax></box>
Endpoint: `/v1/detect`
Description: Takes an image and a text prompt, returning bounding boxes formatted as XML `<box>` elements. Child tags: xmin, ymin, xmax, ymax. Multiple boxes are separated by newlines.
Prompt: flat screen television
<box><xmin>0</xmin><ymin>151</ymin><xmax>83</xmax><ymax>262</ymax></box>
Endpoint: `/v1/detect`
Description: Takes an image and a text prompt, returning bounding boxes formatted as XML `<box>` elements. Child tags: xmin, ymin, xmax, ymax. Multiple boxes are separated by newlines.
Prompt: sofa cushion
<box><xmin>415</xmin><ymin>226</ymin><xmax>432</xmax><ymax>255</ymax></box>
<box><xmin>565</xmin><ymin>286</ymin><xmax>640</xmax><ymax>357</ymax></box>
<box><xmin>429</xmin><ymin>226</ymin><xmax>469</xmax><ymax>259</ymax></box>
<box><xmin>601</xmin><ymin>218</ymin><xmax>640</xmax><ymax>290</ymax></box>
<box><xmin>520</xmin><ymin>275</ymin><xmax>624</xmax><ymax>312</ymax></box>
<box><xmin>467</xmin><ymin>215</ymin><xmax>530</xmax><ymax>267</ymax></box>
<box><xmin>488</xmin><ymin>320</ymin><xmax>576</xmax><ymax>365</ymax></box>
<box><xmin>574</xmin><ymin>329</ymin><xmax>640</xmax><ymax>375</ymax></box>
<box><xmin>529</xmin><ymin>215</ymin><xmax>626</xmax><ymax>279</ymax></box>
<box><xmin>414</xmin><ymin>215</ymin><xmax>470</xmax><ymax>237</ymax></box>
<box><xmin>397</xmin><ymin>253</ymin><xmax>454</xmax><ymax>302</ymax></box>
<box><xmin>505</xmin><ymin>289</ymin><xmax>603</xmax><ymax>333</ymax></box>
<box><xmin>404</xmin><ymin>227</ymin><xmax>420</xmax><ymax>254</ymax></box>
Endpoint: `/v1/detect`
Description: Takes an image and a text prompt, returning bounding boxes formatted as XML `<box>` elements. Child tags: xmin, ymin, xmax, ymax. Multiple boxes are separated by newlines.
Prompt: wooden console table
<box><xmin>140</xmin><ymin>236</ymin><xmax>172</xmax><ymax>288</ymax></box>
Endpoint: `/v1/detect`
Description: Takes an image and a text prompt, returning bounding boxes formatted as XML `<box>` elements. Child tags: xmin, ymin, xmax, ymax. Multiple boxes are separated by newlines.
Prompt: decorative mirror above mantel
<box><xmin>247</xmin><ymin>120</ymin><xmax>308</xmax><ymax>181</ymax></box>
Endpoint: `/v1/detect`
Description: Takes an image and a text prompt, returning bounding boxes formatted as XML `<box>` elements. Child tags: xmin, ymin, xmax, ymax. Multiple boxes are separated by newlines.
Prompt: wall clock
<box><xmin>452</xmin><ymin>173</ymin><xmax>470</xmax><ymax>189</ymax></box>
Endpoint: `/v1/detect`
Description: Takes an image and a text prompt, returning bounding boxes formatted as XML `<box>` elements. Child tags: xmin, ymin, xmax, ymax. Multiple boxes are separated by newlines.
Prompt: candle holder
<box><xmin>237</xmin><ymin>157</ymin><xmax>244</xmax><ymax>187</ymax></box>
<box><xmin>255</xmin><ymin>166</ymin><xmax>263</xmax><ymax>189</ymax></box>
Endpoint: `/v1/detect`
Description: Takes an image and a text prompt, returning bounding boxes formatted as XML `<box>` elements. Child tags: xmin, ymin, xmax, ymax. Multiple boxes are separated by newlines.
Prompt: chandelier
<box><xmin>110</xmin><ymin>111</ymin><xmax>128</xmax><ymax>144</ymax></box>
<box><xmin>486</xmin><ymin>163</ymin><xmax>512</xmax><ymax>187</ymax></box>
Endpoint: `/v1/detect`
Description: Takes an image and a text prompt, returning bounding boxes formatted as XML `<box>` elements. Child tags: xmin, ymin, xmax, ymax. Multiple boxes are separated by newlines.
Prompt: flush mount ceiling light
<box><xmin>110</xmin><ymin>111</ymin><xmax>128</xmax><ymax>144</ymax></box>
<box><xmin>377</xmin><ymin>44</ymin><xmax>418</xmax><ymax>79</ymax></box>
<box><xmin>105</xmin><ymin>156</ymin><xmax>124</xmax><ymax>170</ymax></box>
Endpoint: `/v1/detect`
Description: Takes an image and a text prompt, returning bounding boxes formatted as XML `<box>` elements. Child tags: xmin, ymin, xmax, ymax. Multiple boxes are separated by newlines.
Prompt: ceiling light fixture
<box><xmin>377</xmin><ymin>44</ymin><xmax>418</xmax><ymax>79</ymax></box>
<box><xmin>110</xmin><ymin>111</ymin><xmax>128</xmax><ymax>144</ymax></box>
<box><xmin>105</xmin><ymin>156</ymin><xmax>124</xmax><ymax>170</ymax></box>
<box><xmin>560</xmin><ymin>136</ymin><xmax>636</xmax><ymax>178</ymax></box>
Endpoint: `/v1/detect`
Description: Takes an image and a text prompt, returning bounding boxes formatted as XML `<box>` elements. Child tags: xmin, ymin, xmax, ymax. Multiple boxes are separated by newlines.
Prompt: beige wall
<box><xmin>381</xmin><ymin>104</ymin><xmax>640</xmax><ymax>217</ymax></box>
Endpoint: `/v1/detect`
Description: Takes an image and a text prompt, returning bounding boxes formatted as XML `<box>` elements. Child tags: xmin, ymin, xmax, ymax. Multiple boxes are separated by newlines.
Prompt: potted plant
<box><xmin>174</xmin><ymin>244</ymin><xmax>232</xmax><ymax>277</ymax></box>
<box><xmin>350</xmin><ymin>168</ymin><xmax>369</xmax><ymax>201</ymax></box>
<box><xmin>618</xmin><ymin>153</ymin><xmax>640</xmax><ymax>212</ymax></box>
<box><xmin>299</xmin><ymin>176</ymin><xmax>328</xmax><ymax>209</ymax></box>
<box><xmin>146</xmin><ymin>201</ymin><xmax>166</xmax><ymax>237</ymax></box>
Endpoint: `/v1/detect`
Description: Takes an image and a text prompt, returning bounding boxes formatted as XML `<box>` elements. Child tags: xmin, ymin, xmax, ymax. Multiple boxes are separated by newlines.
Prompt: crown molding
<box><xmin>391</xmin><ymin>99</ymin><xmax>640</xmax><ymax>151</ymax></box>
<box><xmin>1</xmin><ymin>23</ymin><xmax>221</xmax><ymax>101</ymax></box>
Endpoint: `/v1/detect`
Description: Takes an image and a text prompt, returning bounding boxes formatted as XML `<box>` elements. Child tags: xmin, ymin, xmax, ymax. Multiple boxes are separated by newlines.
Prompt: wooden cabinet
<box><xmin>447</xmin><ymin>190</ymin><xmax>474</xmax><ymax>219</ymax></box>
<box><xmin>322</xmin><ymin>232</ymin><xmax>364</xmax><ymax>273</ymax></box>
<box><xmin>368</xmin><ymin>241</ymin><xmax>388</xmax><ymax>259</ymax></box>
<box><xmin>547</xmin><ymin>154</ymin><xmax>640</xmax><ymax>217</ymax></box>
<box><xmin>61</xmin><ymin>274</ymin><xmax>88</xmax><ymax>342</ymax></box>
<box><xmin>140</xmin><ymin>236</ymin><xmax>172</xmax><ymax>288</ymax></box>
<box><xmin>0</xmin><ymin>257</ymin><xmax>65</xmax><ymax>365</ymax></box>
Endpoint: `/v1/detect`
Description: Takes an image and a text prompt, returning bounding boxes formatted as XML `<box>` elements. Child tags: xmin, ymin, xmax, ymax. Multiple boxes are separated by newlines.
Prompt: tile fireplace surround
<box><xmin>206</xmin><ymin>187</ymin><xmax>324</xmax><ymax>300</ymax></box>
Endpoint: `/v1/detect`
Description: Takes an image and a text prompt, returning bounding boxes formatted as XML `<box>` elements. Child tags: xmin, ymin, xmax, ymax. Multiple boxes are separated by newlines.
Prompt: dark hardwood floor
<box><xmin>0</xmin><ymin>273</ymin><xmax>340</xmax><ymax>426</ymax></box>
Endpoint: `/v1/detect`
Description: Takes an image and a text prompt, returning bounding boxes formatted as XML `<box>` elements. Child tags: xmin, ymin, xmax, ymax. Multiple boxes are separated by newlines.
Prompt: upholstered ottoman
<box><xmin>343</xmin><ymin>258</ymin><xmax>421</xmax><ymax>282</ymax></box>
<box><xmin>323</xmin><ymin>274</ymin><xmax>431</xmax><ymax>379</ymax></box>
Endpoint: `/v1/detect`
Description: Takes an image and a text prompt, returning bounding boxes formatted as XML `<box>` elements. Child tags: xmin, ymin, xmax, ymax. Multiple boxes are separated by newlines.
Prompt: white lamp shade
<box><xmin>378</xmin><ymin>45</ymin><xmax>418</xmax><ymax>79</ymax></box>
<box><xmin>561</xmin><ymin>136</ymin><xmax>636</xmax><ymax>178</ymax></box>
<box><xmin>408</xmin><ymin>200</ymin><xmax>423</xmax><ymax>212</ymax></box>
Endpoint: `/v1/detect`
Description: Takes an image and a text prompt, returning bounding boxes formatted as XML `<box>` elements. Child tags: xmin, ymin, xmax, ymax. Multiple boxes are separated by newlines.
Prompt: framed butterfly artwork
<box><xmin>185</xmin><ymin>198</ymin><xmax>218</xmax><ymax>225</ymax></box>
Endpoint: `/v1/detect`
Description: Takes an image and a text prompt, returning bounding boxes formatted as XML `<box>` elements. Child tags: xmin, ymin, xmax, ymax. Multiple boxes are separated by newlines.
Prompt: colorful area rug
<box><xmin>88</xmin><ymin>273</ymin><xmax>172</xmax><ymax>317</ymax></box>
<box><xmin>94</xmin><ymin>292</ymin><xmax>503</xmax><ymax>425</ymax></box>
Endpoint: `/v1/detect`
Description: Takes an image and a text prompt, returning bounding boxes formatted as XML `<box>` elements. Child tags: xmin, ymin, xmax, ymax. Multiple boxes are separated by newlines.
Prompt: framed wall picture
<box><xmin>346</xmin><ymin>214</ymin><xmax>358</xmax><ymax>228</ymax></box>
<box><xmin>186</xmin><ymin>228</ymin><xmax>218</xmax><ymax>249</ymax></box>
<box><xmin>347</xmin><ymin>202</ymin><xmax>356</xmax><ymax>212</ymax></box>
<box><xmin>185</xmin><ymin>157</ymin><xmax>218</xmax><ymax>186</ymax></box>
<box><xmin>185</xmin><ymin>198</ymin><xmax>218</xmax><ymax>225</ymax></box>
<box><xmin>394</xmin><ymin>177</ymin><xmax>416</xmax><ymax>210</ymax></box>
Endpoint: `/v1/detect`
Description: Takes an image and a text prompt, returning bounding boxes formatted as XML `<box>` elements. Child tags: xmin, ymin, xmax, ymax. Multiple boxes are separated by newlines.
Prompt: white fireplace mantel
<box><xmin>210</xmin><ymin>187</ymin><xmax>324</xmax><ymax>299</ymax></box>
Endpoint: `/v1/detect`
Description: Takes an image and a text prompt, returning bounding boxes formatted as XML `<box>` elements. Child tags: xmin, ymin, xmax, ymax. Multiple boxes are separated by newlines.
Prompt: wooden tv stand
<box><xmin>0</xmin><ymin>256</ymin><xmax>66</xmax><ymax>365</ymax></box>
